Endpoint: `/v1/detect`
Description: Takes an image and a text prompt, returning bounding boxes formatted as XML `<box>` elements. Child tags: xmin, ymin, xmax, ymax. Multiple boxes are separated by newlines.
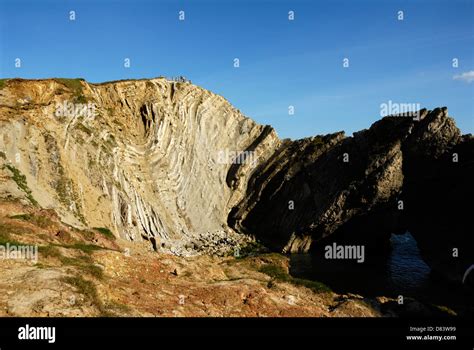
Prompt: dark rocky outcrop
<box><xmin>229</xmin><ymin>108</ymin><xmax>474</xmax><ymax>286</ymax></box>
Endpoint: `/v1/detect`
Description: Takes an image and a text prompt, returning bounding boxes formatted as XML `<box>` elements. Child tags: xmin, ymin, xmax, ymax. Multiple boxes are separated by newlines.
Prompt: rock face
<box><xmin>401</xmin><ymin>112</ymin><xmax>474</xmax><ymax>285</ymax></box>
<box><xmin>230</xmin><ymin>108</ymin><xmax>474</xmax><ymax>285</ymax></box>
<box><xmin>0</xmin><ymin>78</ymin><xmax>280</xmax><ymax>256</ymax></box>
<box><xmin>0</xmin><ymin>78</ymin><xmax>472</xmax><ymax>285</ymax></box>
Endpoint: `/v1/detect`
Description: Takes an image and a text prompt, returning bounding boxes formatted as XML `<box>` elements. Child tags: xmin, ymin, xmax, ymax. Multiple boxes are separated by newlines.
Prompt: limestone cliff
<box><xmin>0</xmin><ymin>78</ymin><xmax>280</xmax><ymax>256</ymax></box>
<box><xmin>0</xmin><ymin>78</ymin><xmax>472</xmax><ymax>287</ymax></box>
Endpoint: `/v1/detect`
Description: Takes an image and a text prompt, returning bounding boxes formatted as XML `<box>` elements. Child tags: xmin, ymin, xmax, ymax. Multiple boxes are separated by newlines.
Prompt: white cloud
<box><xmin>453</xmin><ymin>70</ymin><xmax>474</xmax><ymax>83</ymax></box>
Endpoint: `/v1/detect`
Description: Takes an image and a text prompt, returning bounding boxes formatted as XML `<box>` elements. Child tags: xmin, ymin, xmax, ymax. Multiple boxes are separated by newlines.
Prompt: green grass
<box><xmin>93</xmin><ymin>227</ymin><xmax>115</xmax><ymax>240</ymax></box>
<box><xmin>3</xmin><ymin>164</ymin><xmax>38</xmax><ymax>206</ymax></box>
<box><xmin>42</xmin><ymin>241</ymin><xmax>106</xmax><ymax>257</ymax></box>
<box><xmin>52</xmin><ymin>164</ymin><xmax>86</xmax><ymax>224</ymax></box>
<box><xmin>234</xmin><ymin>241</ymin><xmax>269</xmax><ymax>259</ymax></box>
<box><xmin>61</xmin><ymin>275</ymin><xmax>97</xmax><ymax>300</ymax></box>
<box><xmin>65</xmin><ymin>243</ymin><xmax>104</xmax><ymax>254</ymax></box>
<box><xmin>9</xmin><ymin>213</ymin><xmax>53</xmax><ymax>228</ymax></box>
<box><xmin>55</xmin><ymin>78</ymin><xmax>84</xmax><ymax>91</ymax></box>
<box><xmin>0</xmin><ymin>218</ymin><xmax>33</xmax><ymax>245</ymax></box>
<box><xmin>259</xmin><ymin>263</ymin><xmax>331</xmax><ymax>293</ymax></box>
<box><xmin>79</xmin><ymin>229</ymin><xmax>96</xmax><ymax>241</ymax></box>
<box><xmin>0</xmin><ymin>222</ymin><xmax>24</xmax><ymax>246</ymax></box>
<box><xmin>53</xmin><ymin>165</ymin><xmax>71</xmax><ymax>205</ymax></box>
<box><xmin>0</xmin><ymin>151</ymin><xmax>6</xmax><ymax>160</ymax></box>
<box><xmin>60</xmin><ymin>255</ymin><xmax>104</xmax><ymax>279</ymax></box>
<box><xmin>39</xmin><ymin>244</ymin><xmax>104</xmax><ymax>279</ymax></box>
<box><xmin>54</xmin><ymin>78</ymin><xmax>87</xmax><ymax>103</ymax></box>
<box><xmin>8</xmin><ymin>214</ymin><xmax>31</xmax><ymax>220</ymax></box>
<box><xmin>74</xmin><ymin>95</ymin><xmax>87</xmax><ymax>104</ymax></box>
<box><xmin>38</xmin><ymin>245</ymin><xmax>63</xmax><ymax>259</ymax></box>
<box><xmin>79</xmin><ymin>262</ymin><xmax>104</xmax><ymax>279</ymax></box>
<box><xmin>0</xmin><ymin>79</ymin><xmax>8</xmax><ymax>90</ymax></box>
<box><xmin>61</xmin><ymin>275</ymin><xmax>109</xmax><ymax>315</ymax></box>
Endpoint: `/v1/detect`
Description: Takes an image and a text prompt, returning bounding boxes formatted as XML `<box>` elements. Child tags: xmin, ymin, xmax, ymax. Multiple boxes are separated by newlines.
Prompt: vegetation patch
<box><xmin>3</xmin><ymin>164</ymin><xmax>38</xmax><ymax>206</ymax></box>
<box><xmin>43</xmin><ymin>134</ymin><xmax>85</xmax><ymax>223</ymax></box>
<box><xmin>103</xmin><ymin>301</ymin><xmax>131</xmax><ymax>315</ymax></box>
<box><xmin>78</xmin><ymin>229</ymin><xmax>96</xmax><ymax>241</ymax></box>
<box><xmin>65</xmin><ymin>243</ymin><xmax>104</xmax><ymax>254</ymax></box>
<box><xmin>75</xmin><ymin>123</ymin><xmax>93</xmax><ymax>136</ymax></box>
<box><xmin>61</xmin><ymin>275</ymin><xmax>109</xmax><ymax>315</ymax></box>
<box><xmin>235</xmin><ymin>241</ymin><xmax>269</xmax><ymax>259</ymax></box>
<box><xmin>8</xmin><ymin>214</ymin><xmax>31</xmax><ymax>221</ymax></box>
<box><xmin>54</xmin><ymin>78</ymin><xmax>87</xmax><ymax>103</ymax></box>
<box><xmin>60</xmin><ymin>255</ymin><xmax>104</xmax><ymax>279</ymax></box>
<box><xmin>105</xmin><ymin>134</ymin><xmax>118</xmax><ymax>148</ymax></box>
<box><xmin>0</xmin><ymin>79</ymin><xmax>8</xmax><ymax>90</ymax></box>
<box><xmin>38</xmin><ymin>245</ymin><xmax>63</xmax><ymax>259</ymax></box>
<box><xmin>9</xmin><ymin>213</ymin><xmax>53</xmax><ymax>228</ymax></box>
<box><xmin>259</xmin><ymin>261</ymin><xmax>331</xmax><ymax>294</ymax></box>
<box><xmin>0</xmin><ymin>222</ymin><xmax>24</xmax><ymax>246</ymax></box>
<box><xmin>39</xmin><ymin>244</ymin><xmax>104</xmax><ymax>279</ymax></box>
<box><xmin>93</xmin><ymin>227</ymin><xmax>115</xmax><ymax>240</ymax></box>
<box><xmin>52</xmin><ymin>164</ymin><xmax>86</xmax><ymax>224</ymax></box>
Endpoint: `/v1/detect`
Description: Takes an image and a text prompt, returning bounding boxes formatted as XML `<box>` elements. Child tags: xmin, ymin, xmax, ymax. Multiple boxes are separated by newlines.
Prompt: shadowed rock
<box><xmin>0</xmin><ymin>79</ymin><xmax>472</xmax><ymax>286</ymax></box>
<box><xmin>229</xmin><ymin>108</ymin><xmax>473</xmax><ymax>285</ymax></box>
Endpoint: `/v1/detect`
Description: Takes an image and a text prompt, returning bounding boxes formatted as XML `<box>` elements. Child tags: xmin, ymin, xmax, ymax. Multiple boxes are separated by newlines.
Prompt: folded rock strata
<box><xmin>0</xmin><ymin>78</ymin><xmax>472</xmax><ymax>285</ymax></box>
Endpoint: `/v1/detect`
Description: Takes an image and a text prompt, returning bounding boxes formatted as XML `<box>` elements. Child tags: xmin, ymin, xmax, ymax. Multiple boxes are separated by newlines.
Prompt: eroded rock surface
<box><xmin>230</xmin><ymin>108</ymin><xmax>473</xmax><ymax>285</ymax></box>
<box><xmin>0</xmin><ymin>78</ymin><xmax>472</xmax><ymax>287</ymax></box>
<box><xmin>0</xmin><ymin>78</ymin><xmax>279</xmax><ymax>256</ymax></box>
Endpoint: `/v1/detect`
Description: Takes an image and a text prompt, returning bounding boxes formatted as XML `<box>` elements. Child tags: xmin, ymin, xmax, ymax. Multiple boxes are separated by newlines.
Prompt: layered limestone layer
<box><xmin>0</xmin><ymin>78</ymin><xmax>280</xmax><ymax>255</ymax></box>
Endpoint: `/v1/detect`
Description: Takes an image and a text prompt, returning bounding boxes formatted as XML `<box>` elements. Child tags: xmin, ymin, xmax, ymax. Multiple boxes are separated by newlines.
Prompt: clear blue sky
<box><xmin>1</xmin><ymin>0</ymin><xmax>473</xmax><ymax>139</ymax></box>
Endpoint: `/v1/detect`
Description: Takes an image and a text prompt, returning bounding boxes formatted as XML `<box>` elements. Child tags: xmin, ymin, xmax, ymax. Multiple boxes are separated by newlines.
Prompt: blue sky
<box><xmin>1</xmin><ymin>0</ymin><xmax>473</xmax><ymax>139</ymax></box>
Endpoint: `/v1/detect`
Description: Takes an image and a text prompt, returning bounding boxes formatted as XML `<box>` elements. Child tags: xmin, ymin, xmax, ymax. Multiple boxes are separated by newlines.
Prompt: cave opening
<box><xmin>289</xmin><ymin>230</ymin><xmax>473</xmax><ymax>315</ymax></box>
<box><xmin>289</xmin><ymin>232</ymin><xmax>432</xmax><ymax>298</ymax></box>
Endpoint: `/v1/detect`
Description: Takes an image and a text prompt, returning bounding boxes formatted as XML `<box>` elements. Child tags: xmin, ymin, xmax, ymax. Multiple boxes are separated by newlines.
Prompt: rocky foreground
<box><xmin>0</xmin><ymin>78</ymin><xmax>472</xmax><ymax>316</ymax></box>
<box><xmin>0</xmin><ymin>200</ymin><xmax>455</xmax><ymax>317</ymax></box>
